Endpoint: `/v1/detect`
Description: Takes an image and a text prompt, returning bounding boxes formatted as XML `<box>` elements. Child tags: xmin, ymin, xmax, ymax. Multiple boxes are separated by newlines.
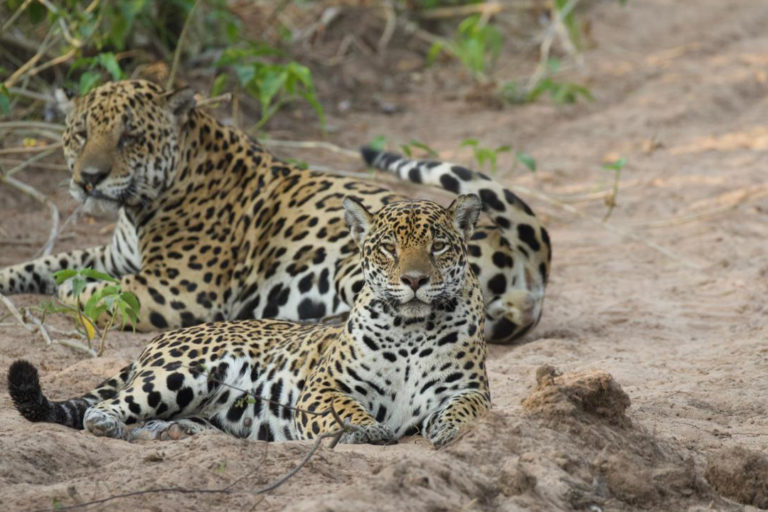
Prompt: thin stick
<box><xmin>418</xmin><ymin>1</ymin><xmax>506</xmax><ymax>20</ymax></box>
<box><xmin>3</xmin><ymin>27</ymin><xmax>58</xmax><ymax>89</ymax></box>
<box><xmin>0</xmin><ymin>293</ymin><xmax>28</xmax><ymax>329</ymax></box>
<box><xmin>166</xmin><ymin>0</ymin><xmax>201</xmax><ymax>90</ymax></box>
<box><xmin>196</xmin><ymin>93</ymin><xmax>232</xmax><ymax>109</ymax></box>
<box><xmin>5</xmin><ymin>147</ymin><xmax>61</xmax><ymax>177</ymax></box>
<box><xmin>0</xmin><ymin>121</ymin><xmax>65</xmax><ymax>132</ymax></box>
<box><xmin>377</xmin><ymin>2</ymin><xmax>397</xmax><ymax>54</ymax></box>
<box><xmin>254</xmin><ymin>429</ymin><xmax>345</xmax><ymax>494</ymax></box>
<box><xmin>510</xmin><ymin>183</ymin><xmax>704</xmax><ymax>269</ymax></box>
<box><xmin>1</xmin><ymin>0</ymin><xmax>34</xmax><ymax>33</ymax></box>
<box><xmin>0</xmin><ymin>173</ymin><xmax>60</xmax><ymax>257</ymax></box>
<box><xmin>0</xmin><ymin>143</ymin><xmax>63</xmax><ymax>156</ymax></box>
<box><xmin>264</xmin><ymin>139</ymin><xmax>360</xmax><ymax>159</ymax></box>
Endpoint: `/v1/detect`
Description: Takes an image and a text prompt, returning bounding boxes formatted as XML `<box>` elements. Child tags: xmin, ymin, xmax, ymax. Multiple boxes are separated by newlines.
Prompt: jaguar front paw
<box><xmin>340</xmin><ymin>423</ymin><xmax>397</xmax><ymax>445</ymax></box>
<box><xmin>424</xmin><ymin>419</ymin><xmax>460</xmax><ymax>448</ymax></box>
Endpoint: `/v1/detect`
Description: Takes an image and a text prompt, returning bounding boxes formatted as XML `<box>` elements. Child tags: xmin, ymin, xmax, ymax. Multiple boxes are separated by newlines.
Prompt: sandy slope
<box><xmin>1</xmin><ymin>0</ymin><xmax>767</xmax><ymax>510</ymax></box>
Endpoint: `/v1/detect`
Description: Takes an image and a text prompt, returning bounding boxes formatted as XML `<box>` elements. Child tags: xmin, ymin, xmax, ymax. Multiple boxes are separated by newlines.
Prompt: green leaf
<box><xmin>79</xmin><ymin>269</ymin><xmax>118</xmax><ymax>283</ymax></box>
<box><xmin>516</xmin><ymin>151</ymin><xmax>537</xmax><ymax>172</ymax></box>
<box><xmin>368</xmin><ymin>135</ymin><xmax>388</xmax><ymax>151</ymax></box>
<box><xmin>408</xmin><ymin>140</ymin><xmax>438</xmax><ymax>157</ymax></box>
<box><xmin>400</xmin><ymin>144</ymin><xmax>412</xmax><ymax>158</ymax></box>
<box><xmin>79</xmin><ymin>71</ymin><xmax>102</xmax><ymax>95</ymax></box>
<box><xmin>232</xmin><ymin>64</ymin><xmax>255</xmax><ymax>87</ymax></box>
<box><xmin>27</xmin><ymin>2</ymin><xmax>47</xmax><ymax>24</ymax></box>
<box><xmin>119</xmin><ymin>292</ymin><xmax>140</xmax><ymax>314</ymax></box>
<box><xmin>97</xmin><ymin>53</ymin><xmax>124</xmax><ymax>80</ymax></box>
<box><xmin>602</xmin><ymin>157</ymin><xmax>627</xmax><ymax>172</ymax></box>
<box><xmin>426</xmin><ymin>41</ymin><xmax>444</xmax><ymax>67</ymax></box>
<box><xmin>53</xmin><ymin>269</ymin><xmax>78</xmax><ymax>284</ymax></box>
<box><xmin>71</xmin><ymin>278</ymin><xmax>86</xmax><ymax>298</ymax></box>
<box><xmin>211</xmin><ymin>73</ymin><xmax>230</xmax><ymax>97</ymax></box>
<box><xmin>461</xmin><ymin>138</ymin><xmax>479</xmax><ymax>147</ymax></box>
<box><xmin>0</xmin><ymin>85</ymin><xmax>10</xmax><ymax>116</ymax></box>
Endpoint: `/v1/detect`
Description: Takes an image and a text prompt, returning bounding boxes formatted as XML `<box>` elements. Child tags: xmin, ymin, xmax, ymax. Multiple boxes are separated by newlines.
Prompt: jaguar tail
<box><xmin>8</xmin><ymin>360</ymin><xmax>131</xmax><ymax>429</ymax></box>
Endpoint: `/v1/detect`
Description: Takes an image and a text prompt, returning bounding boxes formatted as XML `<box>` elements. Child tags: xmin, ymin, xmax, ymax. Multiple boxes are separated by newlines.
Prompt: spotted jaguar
<box><xmin>0</xmin><ymin>79</ymin><xmax>551</xmax><ymax>343</ymax></box>
<box><xmin>9</xmin><ymin>197</ymin><xmax>489</xmax><ymax>446</ymax></box>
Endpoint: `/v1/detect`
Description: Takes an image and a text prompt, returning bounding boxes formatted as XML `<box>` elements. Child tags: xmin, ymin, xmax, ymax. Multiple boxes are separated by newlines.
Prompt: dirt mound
<box><xmin>705</xmin><ymin>446</ymin><xmax>768</xmax><ymax>509</ymax></box>
<box><xmin>522</xmin><ymin>365</ymin><xmax>632</xmax><ymax>426</ymax></box>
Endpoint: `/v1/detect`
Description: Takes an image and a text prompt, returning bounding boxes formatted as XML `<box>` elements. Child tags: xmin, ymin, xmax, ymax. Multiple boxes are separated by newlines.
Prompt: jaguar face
<box><xmin>60</xmin><ymin>80</ymin><xmax>195</xmax><ymax>216</ymax></box>
<box><xmin>344</xmin><ymin>195</ymin><xmax>481</xmax><ymax>318</ymax></box>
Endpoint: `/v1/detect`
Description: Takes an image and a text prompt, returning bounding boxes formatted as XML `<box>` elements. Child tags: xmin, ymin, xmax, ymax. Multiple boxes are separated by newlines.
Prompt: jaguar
<box><xmin>0</xmin><ymin>79</ymin><xmax>551</xmax><ymax>343</ymax></box>
<box><xmin>9</xmin><ymin>197</ymin><xmax>489</xmax><ymax>446</ymax></box>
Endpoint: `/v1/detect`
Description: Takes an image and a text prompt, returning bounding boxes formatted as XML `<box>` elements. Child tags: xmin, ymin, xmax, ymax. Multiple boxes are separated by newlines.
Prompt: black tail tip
<box><xmin>8</xmin><ymin>359</ymin><xmax>39</xmax><ymax>390</ymax></box>
<box><xmin>8</xmin><ymin>360</ymin><xmax>47</xmax><ymax>422</ymax></box>
<box><xmin>360</xmin><ymin>146</ymin><xmax>381</xmax><ymax>166</ymax></box>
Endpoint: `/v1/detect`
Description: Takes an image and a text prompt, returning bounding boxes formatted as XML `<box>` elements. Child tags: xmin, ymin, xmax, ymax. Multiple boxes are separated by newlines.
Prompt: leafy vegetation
<box><xmin>1</xmin><ymin>0</ymin><xmax>325</xmax><ymax>129</ymax></box>
<box><xmin>38</xmin><ymin>269</ymin><xmax>140</xmax><ymax>356</ymax></box>
<box><xmin>427</xmin><ymin>14</ymin><xmax>503</xmax><ymax>83</ymax></box>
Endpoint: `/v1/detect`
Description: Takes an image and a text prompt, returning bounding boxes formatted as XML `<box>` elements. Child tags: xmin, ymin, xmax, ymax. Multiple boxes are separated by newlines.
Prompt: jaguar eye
<box><xmin>432</xmin><ymin>240</ymin><xmax>448</xmax><ymax>254</ymax></box>
<box><xmin>120</xmin><ymin>132</ymin><xmax>139</xmax><ymax>147</ymax></box>
<box><xmin>380</xmin><ymin>243</ymin><xmax>396</xmax><ymax>257</ymax></box>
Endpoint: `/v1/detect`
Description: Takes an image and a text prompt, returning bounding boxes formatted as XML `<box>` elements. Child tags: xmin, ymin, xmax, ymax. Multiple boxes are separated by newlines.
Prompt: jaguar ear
<box><xmin>343</xmin><ymin>196</ymin><xmax>373</xmax><ymax>249</ymax></box>
<box><xmin>54</xmin><ymin>88</ymin><xmax>77</xmax><ymax>117</ymax></box>
<box><xmin>448</xmin><ymin>194</ymin><xmax>482</xmax><ymax>240</ymax></box>
<box><xmin>159</xmin><ymin>88</ymin><xmax>196</xmax><ymax>124</ymax></box>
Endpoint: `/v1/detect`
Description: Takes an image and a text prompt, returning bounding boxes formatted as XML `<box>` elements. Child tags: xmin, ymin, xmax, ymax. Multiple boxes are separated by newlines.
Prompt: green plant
<box><xmin>400</xmin><ymin>139</ymin><xmax>439</xmax><ymax>158</ymax></box>
<box><xmin>39</xmin><ymin>269</ymin><xmax>140</xmax><ymax>355</ymax></box>
<box><xmin>461</xmin><ymin>139</ymin><xmax>510</xmax><ymax>173</ymax></box>
<box><xmin>601</xmin><ymin>156</ymin><xmax>626</xmax><ymax>221</ymax></box>
<box><xmin>515</xmin><ymin>151</ymin><xmax>537</xmax><ymax>173</ymax></box>
<box><xmin>427</xmin><ymin>14</ymin><xmax>503</xmax><ymax>82</ymax></box>
<box><xmin>368</xmin><ymin>135</ymin><xmax>389</xmax><ymax>151</ymax></box>
<box><xmin>501</xmin><ymin>59</ymin><xmax>593</xmax><ymax>105</ymax></box>
<box><xmin>214</xmin><ymin>45</ymin><xmax>324</xmax><ymax>130</ymax></box>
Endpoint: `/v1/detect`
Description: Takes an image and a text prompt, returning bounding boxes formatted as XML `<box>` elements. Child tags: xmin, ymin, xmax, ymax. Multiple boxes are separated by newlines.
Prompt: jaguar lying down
<box><xmin>0</xmin><ymin>79</ymin><xmax>550</xmax><ymax>343</ymax></box>
<box><xmin>8</xmin><ymin>197</ymin><xmax>490</xmax><ymax>446</ymax></box>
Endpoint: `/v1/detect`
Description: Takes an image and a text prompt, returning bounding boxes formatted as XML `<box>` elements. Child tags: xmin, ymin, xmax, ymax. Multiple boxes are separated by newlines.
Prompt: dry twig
<box><xmin>0</xmin><ymin>171</ymin><xmax>60</xmax><ymax>257</ymax></box>
<box><xmin>167</xmin><ymin>0</ymin><xmax>202</xmax><ymax>90</ymax></box>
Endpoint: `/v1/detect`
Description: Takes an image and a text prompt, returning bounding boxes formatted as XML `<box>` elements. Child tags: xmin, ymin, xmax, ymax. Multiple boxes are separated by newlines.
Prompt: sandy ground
<box><xmin>1</xmin><ymin>0</ymin><xmax>768</xmax><ymax>510</ymax></box>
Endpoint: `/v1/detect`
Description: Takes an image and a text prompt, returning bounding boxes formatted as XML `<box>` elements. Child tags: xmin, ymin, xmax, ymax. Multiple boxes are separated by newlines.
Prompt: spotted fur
<box><xmin>0</xmin><ymin>79</ymin><xmax>549</xmax><ymax>343</ymax></box>
<box><xmin>8</xmin><ymin>198</ymin><xmax>489</xmax><ymax>447</ymax></box>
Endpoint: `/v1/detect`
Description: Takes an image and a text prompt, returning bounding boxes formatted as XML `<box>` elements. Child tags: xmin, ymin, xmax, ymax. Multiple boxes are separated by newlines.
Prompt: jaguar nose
<box><xmin>80</xmin><ymin>168</ymin><xmax>110</xmax><ymax>189</ymax></box>
<box><xmin>401</xmin><ymin>272</ymin><xmax>429</xmax><ymax>291</ymax></box>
